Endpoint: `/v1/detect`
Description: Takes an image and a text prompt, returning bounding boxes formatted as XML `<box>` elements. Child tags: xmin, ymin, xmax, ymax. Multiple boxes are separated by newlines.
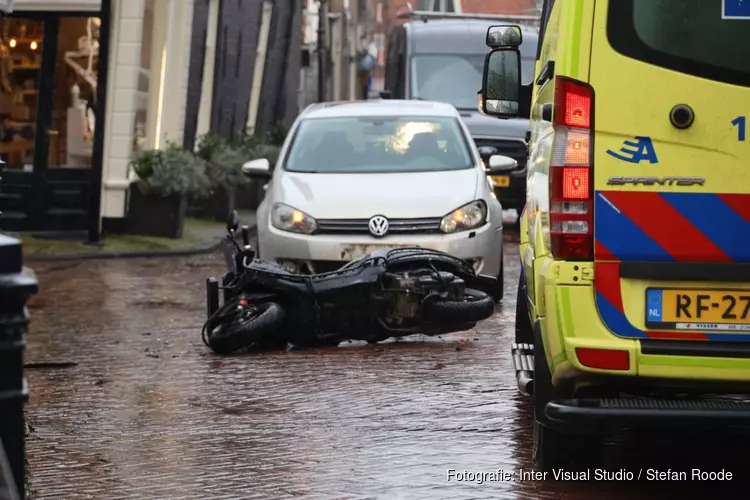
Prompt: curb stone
<box><xmin>23</xmin><ymin>224</ymin><xmax>256</xmax><ymax>262</ymax></box>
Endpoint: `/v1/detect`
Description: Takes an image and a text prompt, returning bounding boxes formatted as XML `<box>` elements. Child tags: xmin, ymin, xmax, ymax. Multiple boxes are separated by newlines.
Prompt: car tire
<box><xmin>515</xmin><ymin>276</ymin><xmax>533</xmax><ymax>344</ymax></box>
<box><xmin>493</xmin><ymin>247</ymin><xmax>504</xmax><ymax>302</ymax></box>
<box><xmin>532</xmin><ymin>324</ymin><xmax>603</xmax><ymax>472</ymax></box>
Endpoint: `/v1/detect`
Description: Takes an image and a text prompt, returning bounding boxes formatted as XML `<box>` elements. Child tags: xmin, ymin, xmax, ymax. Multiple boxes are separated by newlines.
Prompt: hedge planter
<box><xmin>188</xmin><ymin>186</ymin><xmax>236</xmax><ymax>222</ymax></box>
<box><xmin>127</xmin><ymin>187</ymin><xmax>187</xmax><ymax>239</ymax></box>
<box><xmin>235</xmin><ymin>180</ymin><xmax>266</xmax><ymax>211</ymax></box>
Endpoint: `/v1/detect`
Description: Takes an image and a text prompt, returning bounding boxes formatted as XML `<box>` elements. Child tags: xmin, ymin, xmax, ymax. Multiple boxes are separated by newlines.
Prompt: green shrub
<box><xmin>195</xmin><ymin>132</ymin><xmax>284</xmax><ymax>192</ymax></box>
<box><xmin>130</xmin><ymin>143</ymin><xmax>210</xmax><ymax>198</ymax></box>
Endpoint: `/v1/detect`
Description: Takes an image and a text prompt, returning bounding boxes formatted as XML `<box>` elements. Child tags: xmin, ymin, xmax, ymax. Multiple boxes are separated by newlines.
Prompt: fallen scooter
<box><xmin>202</xmin><ymin>211</ymin><xmax>498</xmax><ymax>354</ymax></box>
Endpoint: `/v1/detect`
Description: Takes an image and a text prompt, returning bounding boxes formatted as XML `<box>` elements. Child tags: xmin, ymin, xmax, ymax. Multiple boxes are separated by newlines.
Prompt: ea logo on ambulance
<box><xmin>606</xmin><ymin>136</ymin><xmax>659</xmax><ymax>164</ymax></box>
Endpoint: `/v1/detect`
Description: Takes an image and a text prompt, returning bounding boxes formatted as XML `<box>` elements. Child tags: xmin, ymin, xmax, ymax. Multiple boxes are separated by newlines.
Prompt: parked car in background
<box><xmin>241</xmin><ymin>99</ymin><xmax>518</xmax><ymax>301</ymax></box>
<box><xmin>382</xmin><ymin>11</ymin><xmax>539</xmax><ymax>219</ymax></box>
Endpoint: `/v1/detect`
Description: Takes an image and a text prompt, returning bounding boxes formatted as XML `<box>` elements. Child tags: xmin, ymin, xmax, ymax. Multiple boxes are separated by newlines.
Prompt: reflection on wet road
<box><xmin>24</xmin><ymin>233</ymin><xmax>750</xmax><ymax>499</ymax></box>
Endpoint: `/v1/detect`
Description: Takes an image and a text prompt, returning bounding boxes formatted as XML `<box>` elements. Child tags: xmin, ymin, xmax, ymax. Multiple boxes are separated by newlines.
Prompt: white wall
<box><xmin>100</xmin><ymin>0</ymin><xmax>143</xmax><ymax>218</ymax></box>
<box><xmin>100</xmin><ymin>0</ymin><xmax>194</xmax><ymax>219</ymax></box>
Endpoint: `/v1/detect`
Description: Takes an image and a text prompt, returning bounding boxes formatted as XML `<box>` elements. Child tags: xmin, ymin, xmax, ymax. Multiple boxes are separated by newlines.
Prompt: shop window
<box><xmin>0</xmin><ymin>18</ymin><xmax>43</xmax><ymax>171</ymax></box>
<box><xmin>48</xmin><ymin>16</ymin><xmax>101</xmax><ymax>168</ymax></box>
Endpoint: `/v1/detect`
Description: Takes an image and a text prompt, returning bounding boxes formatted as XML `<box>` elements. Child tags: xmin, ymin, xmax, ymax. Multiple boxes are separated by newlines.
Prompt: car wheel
<box><xmin>493</xmin><ymin>247</ymin><xmax>504</xmax><ymax>302</ymax></box>
<box><xmin>515</xmin><ymin>276</ymin><xmax>533</xmax><ymax>344</ymax></box>
<box><xmin>532</xmin><ymin>324</ymin><xmax>603</xmax><ymax>472</ymax></box>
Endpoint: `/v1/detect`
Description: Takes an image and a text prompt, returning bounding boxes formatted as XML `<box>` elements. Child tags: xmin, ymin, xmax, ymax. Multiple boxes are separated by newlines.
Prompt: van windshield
<box><xmin>283</xmin><ymin>115</ymin><xmax>474</xmax><ymax>174</ymax></box>
<box><xmin>411</xmin><ymin>54</ymin><xmax>535</xmax><ymax>110</ymax></box>
<box><xmin>608</xmin><ymin>0</ymin><xmax>750</xmax><ymax>87</ymax></box>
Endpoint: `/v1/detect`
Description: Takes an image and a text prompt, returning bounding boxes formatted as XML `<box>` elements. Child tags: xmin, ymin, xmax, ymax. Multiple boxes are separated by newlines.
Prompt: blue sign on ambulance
<box><xmin>723</xmin><ymin>0</ymin><xmax>750</xmax><ymax>18</ymax></box>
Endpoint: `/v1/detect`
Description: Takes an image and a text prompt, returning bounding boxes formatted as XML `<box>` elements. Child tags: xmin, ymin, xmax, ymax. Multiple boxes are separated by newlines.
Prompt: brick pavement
<box><xmin>22</xmin><ymin>236</ymin><xmax>750</xmax><ymax>499</ymax></box>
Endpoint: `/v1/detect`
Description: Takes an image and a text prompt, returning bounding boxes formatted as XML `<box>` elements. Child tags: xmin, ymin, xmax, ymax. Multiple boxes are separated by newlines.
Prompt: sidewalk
<box><xmin>10</xmin><ymin>210</ymin><xmax>256</xmax><ymax>262</ymax></box>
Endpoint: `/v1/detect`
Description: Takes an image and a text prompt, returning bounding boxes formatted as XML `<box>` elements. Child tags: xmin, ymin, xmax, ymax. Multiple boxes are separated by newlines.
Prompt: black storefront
<box><xmin>0</xmin><ymin>0</ymin><xmax>109</xmax><ymax>236</ymax></box>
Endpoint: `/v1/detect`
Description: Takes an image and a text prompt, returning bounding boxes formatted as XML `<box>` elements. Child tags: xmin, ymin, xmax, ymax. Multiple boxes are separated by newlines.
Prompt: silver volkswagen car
<box><xmin>241</xmin><ymin>99</ymin><xmax>516</xmax><ymax>300</ymax></box>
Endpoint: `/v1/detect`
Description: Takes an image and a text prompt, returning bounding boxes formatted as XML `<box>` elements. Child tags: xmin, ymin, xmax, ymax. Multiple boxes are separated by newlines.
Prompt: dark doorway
<box><xmin>0</xmin><ymin>8</ymin><xmax>107</xmax><ymax>232</ymax></box>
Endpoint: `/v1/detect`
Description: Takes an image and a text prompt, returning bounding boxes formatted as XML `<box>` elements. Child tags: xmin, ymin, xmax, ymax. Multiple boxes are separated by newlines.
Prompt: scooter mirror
<box><xmin>227</xmin><ymin>210</ymin><xmax>240</xmax><ymax>234</ymax></box>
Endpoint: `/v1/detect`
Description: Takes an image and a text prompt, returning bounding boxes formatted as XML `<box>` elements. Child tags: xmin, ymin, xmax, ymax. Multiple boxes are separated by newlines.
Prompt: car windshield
<box><xmin>283</xmin><ymin>115</ymin><xmax>474</xmax><ymax>174</ymax></box>
<box><xmin>411</xmin><ymin>54</ymin><xmax>536</xmax><ymax>110</ymax></box>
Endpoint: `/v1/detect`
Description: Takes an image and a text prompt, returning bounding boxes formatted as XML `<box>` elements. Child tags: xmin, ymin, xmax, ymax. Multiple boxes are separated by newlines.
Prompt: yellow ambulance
<box><xmin>479</xmin><ymin>0</ymin><xmax>750</xmax><ymax>471</ymax></box>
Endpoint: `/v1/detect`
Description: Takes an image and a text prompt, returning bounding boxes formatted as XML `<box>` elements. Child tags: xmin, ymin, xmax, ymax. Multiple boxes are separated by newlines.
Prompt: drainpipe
<box><xmin>317</xmin><ymin>0</ymin><xmax>327</xmax><ymax>102</ymax></box>
<box><xmin>196</xmin><ymin>0</ymin><xmax>220</xmax><ymax>139</ymax></box>
<box><xmin>246</xmin><ymin>1</ymin><xmax>274</xmax><ymax>135</ymax></box>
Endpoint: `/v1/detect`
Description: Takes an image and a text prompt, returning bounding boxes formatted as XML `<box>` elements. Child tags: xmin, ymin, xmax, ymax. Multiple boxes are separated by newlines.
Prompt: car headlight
<box><xmin>271</xmin><ymin>203</ymin><xmax>318</xmax><ymax>235</ymax></box>
<box><xmin>440</xmin><ymin>200</ymin><xmax>487</xmax><ymax>234</ymax></box>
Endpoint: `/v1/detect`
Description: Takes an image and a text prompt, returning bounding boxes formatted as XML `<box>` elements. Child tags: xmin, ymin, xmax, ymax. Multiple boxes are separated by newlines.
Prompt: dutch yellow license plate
<box><xmin>491</xmin><ymin>175</ymin><xmax>510</xmax><ymax>187</ymax></box>
<box><xmin>646</xmin><ymin>288</ymin><xmax>750</xmax><ymax>330</ymax></box>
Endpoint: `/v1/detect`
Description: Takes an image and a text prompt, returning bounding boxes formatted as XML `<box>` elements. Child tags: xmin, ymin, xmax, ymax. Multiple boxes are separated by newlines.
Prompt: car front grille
<box><xmin>473</xmin><ymin>138</ymin><xmax>528</xmax><ymax>170</ymax></box>
<box><xmin>316</xmin><ymin>217</ymin><xmax>442</xmax><ymax>235</ymax></box>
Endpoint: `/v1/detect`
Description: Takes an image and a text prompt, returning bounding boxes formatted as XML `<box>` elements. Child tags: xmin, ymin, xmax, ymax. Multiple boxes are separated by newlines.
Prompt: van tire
<box><xmin>532</xmin><ymin>323</ymin><xmax>603</xmax><ymax>472</ymax></box>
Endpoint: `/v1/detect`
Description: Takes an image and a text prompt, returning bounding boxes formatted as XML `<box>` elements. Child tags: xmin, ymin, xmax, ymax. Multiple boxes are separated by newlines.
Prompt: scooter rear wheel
<box><xmin>206</xmin><ymin>302</ymin><xmax>285</xmax><ymax>354</ymax></box>
<box><xmin>422</xmin><ymin>288</ymin><xmax>495</xmax><ymax>324</ymax></box>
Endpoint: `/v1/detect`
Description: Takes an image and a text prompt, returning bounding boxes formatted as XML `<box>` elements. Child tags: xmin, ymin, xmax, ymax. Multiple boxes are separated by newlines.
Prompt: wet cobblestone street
<box><xmin>23</xmin><ymin>233</ymin><xmax>750</xmax><ymax>499</ymax></box>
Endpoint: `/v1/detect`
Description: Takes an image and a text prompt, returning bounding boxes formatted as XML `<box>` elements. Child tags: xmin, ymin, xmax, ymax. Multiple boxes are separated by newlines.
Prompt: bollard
<box><xmin>0</xmin><ymin>439</ymin><xmax>21</xmax><ymax>500</ymax></box>
<box><xmin>0</xmin><ymin>234</ymin><xmax>38</xmax><ymax>500</ymax></box>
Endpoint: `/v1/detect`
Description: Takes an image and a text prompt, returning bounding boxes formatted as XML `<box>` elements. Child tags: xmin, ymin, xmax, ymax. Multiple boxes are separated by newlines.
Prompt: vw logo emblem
<box><xmin>368</xmin><ymin>215</ymin><xmax>389</xmax><ymax>237</ymax></box>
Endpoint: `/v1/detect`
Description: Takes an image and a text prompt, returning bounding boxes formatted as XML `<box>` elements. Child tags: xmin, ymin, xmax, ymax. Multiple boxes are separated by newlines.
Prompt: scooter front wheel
<box><xmin>206</xmin><ymin>301</ymin><xmax>285</xmax><ymax>354</ymax></box>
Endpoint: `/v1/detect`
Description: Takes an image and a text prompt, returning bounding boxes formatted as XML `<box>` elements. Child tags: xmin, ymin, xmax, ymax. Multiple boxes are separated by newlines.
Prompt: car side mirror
<box><xmin>486</xmin><ymin>155</ymin><xmax>517</xmax><ymax>174</ymax></box>
<box><xmin>480</xmin><ymin>48</ymin><xmax>522</xmax><ymax>119</ymax></box>
<box><xmin>242</xmin><ymin>158</ymin><xmax>272</xmax><ymax>179</ymax></box>
<box><xmin>486</xmin><ymin>25</ymin><xmax>522</xmax><ymax>48</ymax></box>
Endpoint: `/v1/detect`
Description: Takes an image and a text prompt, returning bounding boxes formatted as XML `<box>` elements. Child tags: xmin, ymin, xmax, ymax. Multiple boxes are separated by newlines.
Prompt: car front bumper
<box><xmin>257</xmin><ymin>220</ymin><xmax>503</xmax><ymax>276</ymax></box>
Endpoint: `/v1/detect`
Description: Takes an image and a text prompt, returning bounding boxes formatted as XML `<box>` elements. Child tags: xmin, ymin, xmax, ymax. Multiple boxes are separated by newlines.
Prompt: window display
<box><xmin>50</xmin><ymin>16</ymin><xmax>100</xmax><ymax>168</ymax></box>
<box><xmin>0</xmin><ymin>15</ymin><xmax>100</xmax><ymax>170</ymax></box>
<box><xmin>0</xmin><ymin>17</ymin><xmax>41</xmax><ymax>170</ymax></box>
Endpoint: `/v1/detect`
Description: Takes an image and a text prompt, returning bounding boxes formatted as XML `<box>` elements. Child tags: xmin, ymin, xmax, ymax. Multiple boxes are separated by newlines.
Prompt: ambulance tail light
<box><xmin>549</xmin><ymin>77</ymin><xmax>594</xmax><ymax>261</ymax></box>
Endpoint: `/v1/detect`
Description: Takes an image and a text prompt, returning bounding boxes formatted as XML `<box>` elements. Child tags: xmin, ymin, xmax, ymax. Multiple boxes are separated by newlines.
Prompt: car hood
<box><xmin>274</xmin><ymin>169</ymin><xmax>479</xmax><ymax>219</ymax></box>
<box><xmin>457</xmin><ymin>110</ymin><xmax>529</xmax><ymax>140</ymax></box>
